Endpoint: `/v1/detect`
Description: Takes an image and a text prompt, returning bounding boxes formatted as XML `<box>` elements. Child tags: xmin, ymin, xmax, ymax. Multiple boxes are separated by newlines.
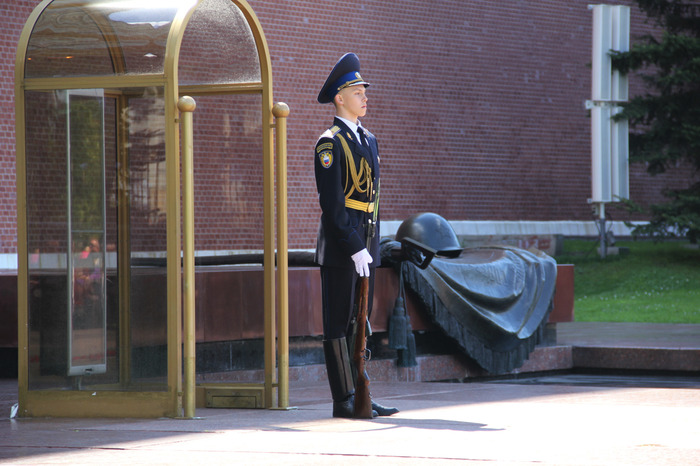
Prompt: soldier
<box><xmin>314</xmin><ymin>53</ymin><xmax>398</xmax><ymax>418</ymax></box>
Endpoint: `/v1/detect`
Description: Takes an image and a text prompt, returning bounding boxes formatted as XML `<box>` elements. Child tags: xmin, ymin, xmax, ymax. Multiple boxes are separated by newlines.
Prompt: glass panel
<box><xmin>179</xmin><ymin>0</ymin><xmax>261</xmax><ymax>85</ymax></box>
<box><xmin>191</xmin><ymin>94</ymin><xmax>264</xmax><ymax>253</ymax></box>
<box><xmin>26</xmin><ymin>90</ymin><xmax>69</xmax><ymax>389</ymax></box>
<box><xmin>26</xmin><ymin>3</ymin><xmax>115</xmax><ymax>78</ymax></box>
<box><xmin>188</xmin><ymin>93</ymin><xmax>265</xmax><ymax>354</ymax></box>
<box><xmin>125</xmin><ymin>88</ymin><xmax>168</xmax><ymax>388</ymax></box>
<box><xmin>67</xmin><ymin>89</ymin><xmax>107</xmax><ymax>377</ymax></box>
<box><xmin>25</xmin><ymin>87</ymin><xmax>168</xmax><ymax>391</ymax></box>
<box><xmin>25</xmin><ymin>0</ymin><xmax>196</xmax><ymax>78</ymax></box>
<box><xmin>26</xmin><ymin>90</ymin><xmax>117</xmax><ymax>390</ymax></box>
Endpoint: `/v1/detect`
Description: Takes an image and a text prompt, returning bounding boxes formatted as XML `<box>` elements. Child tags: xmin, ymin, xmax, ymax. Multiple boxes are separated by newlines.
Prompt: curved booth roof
<box><xmin>21</xmin><ymin>0</ymin><xmax>264</xmax><ymax>88</ymax></box>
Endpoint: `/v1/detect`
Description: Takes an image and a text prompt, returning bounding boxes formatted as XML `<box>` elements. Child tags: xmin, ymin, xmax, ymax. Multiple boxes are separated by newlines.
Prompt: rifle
<box><xmin>352</xmin><ymin>180</ymin><xmax>379</xmax><ymax>419</ymax></box>
<box><xmin>352</xmin><ymin>275</ymin><xmax>373</xmax><ymax>418</ymax></box>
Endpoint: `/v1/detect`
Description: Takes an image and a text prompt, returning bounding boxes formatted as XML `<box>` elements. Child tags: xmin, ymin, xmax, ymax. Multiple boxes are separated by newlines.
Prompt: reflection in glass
<box><xmin>25</xmin><ymin>0</ymin><xmax>195</xmax><ymax>77</ymax></box>
<box><xmin>67</xmin><ymin>89</ymin><xmax>107</xmax><ymax>376</ymax></box>
<box><xmin>125</xmin><ymin>89</ymin><xmax>168</xmax><ymax>388</ymax></box>
<box><xmin>25</xmin><ymin>88</ymin><xmax>169</xmax><ymax>391</ymax></box>
<box><xmin>26</xmin><ymin>90</ymin><xmax>69</xmax><ymax>389</ymax></box>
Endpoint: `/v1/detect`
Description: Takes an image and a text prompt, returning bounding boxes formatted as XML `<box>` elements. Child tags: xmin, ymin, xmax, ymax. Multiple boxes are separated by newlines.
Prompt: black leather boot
<box><xmin>371</xmin><ymin>400</ymin><xmax>399</xmax><ymax>416</ymax></box>
<box><xmin>323</xmin><ymin>338</ymin><xmax>377</xmax><ymax>418</ymax></box>
<box><xmin>323</xmin><ymin>338</ymin><xmax>355</xmax><ymax>418</ymax></box>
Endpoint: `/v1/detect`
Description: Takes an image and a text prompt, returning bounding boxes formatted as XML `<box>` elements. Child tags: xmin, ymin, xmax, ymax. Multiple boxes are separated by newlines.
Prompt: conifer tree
<box><xmin>611</xmin><ymin>0</ymin><xmax>700</xmax><ymax>242</ymax></box>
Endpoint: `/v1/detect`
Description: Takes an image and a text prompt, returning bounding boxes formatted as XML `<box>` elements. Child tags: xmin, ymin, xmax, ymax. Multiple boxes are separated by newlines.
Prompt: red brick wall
<box><xmin>2</xmin><ymin>0</ymin><xmax>696</xmax><ymax>255</ymax></box>
<box><xmin>250</xmin><ymin>0</ymin><xmax>695</xmax><ymax>250</ymax></box>
<box><xmin>0</xmin><ymin>3</ymin><xmax>36</xmax><ymax>255</ymax></box>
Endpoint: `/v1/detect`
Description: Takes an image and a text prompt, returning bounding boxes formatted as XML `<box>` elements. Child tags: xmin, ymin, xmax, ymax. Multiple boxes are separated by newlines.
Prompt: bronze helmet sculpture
<box><xmin>395</xmin><ymin>212</ymin><xmax>463</xmax><ymax>259</ymax></box>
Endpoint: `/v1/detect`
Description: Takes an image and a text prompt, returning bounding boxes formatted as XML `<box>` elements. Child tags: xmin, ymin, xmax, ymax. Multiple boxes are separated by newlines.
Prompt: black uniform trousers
<box><xmin>321</xmin><ymin>266</ymin><xmax>375</xmax><ymax>340</ymax></box>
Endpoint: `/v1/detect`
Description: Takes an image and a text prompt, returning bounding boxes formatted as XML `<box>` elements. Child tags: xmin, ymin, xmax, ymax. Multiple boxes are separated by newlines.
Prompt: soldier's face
<box><xmin>336</xmin><ymin>85</ymin><xmax>368</xmax><ymax>120</ymax></box>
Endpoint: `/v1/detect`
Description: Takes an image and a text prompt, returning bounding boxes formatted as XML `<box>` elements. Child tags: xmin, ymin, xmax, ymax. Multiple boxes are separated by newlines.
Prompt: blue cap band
<box><xmin>333</xmin><ymin>71</ymin><xmax>369</xmax><ymax>92</ymax></box>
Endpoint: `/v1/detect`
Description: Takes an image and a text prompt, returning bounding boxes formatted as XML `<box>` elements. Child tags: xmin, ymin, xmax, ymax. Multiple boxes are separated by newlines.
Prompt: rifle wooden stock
<box><xmin>353</xmin><ymin>276</ymin><xmax>373</xmax><ymax>419</ymax></box>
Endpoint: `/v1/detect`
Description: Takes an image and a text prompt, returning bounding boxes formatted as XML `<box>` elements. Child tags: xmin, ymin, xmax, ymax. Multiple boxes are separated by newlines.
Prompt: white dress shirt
<box><xmin>336</xmin><ymin>116</ymin><xmax>365</xmax><ymax>146</ymax></box>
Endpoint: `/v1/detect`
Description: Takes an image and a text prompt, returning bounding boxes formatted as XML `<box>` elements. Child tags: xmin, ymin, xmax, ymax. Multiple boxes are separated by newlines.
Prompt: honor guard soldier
<box><xmin>314</xmin><ymin>53</ymin><xmax>398</xmax><ymax>418</ymax></box>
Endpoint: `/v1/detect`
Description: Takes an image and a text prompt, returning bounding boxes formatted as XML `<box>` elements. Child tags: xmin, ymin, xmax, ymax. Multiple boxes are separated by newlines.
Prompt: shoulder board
<box><xmin>316</xmin><ymin>125</ymin><xmax>343</xmax><ymax>148</ymax></box>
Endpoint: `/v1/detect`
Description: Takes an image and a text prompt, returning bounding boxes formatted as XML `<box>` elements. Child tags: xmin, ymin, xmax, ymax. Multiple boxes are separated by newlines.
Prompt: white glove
<box><xmin>351</xmin><ymin>248</ymin><xmax>373</xmax><ymax>277</ymax></box>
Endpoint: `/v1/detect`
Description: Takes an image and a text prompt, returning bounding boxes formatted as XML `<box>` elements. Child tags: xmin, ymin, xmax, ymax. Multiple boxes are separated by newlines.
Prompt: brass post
<box><xmin>262</xmin><ymin>98</ymin><xmax>275</xmax><ymax>408</ymax></box>
<box><xmin>272</xmin><ymin>102</ymin><xmax>290</xmax><ymax>408</ymax></box>
<box><xmin>178</xmin><ymin>96</ymin><xmax>197</xmax><ymax>419</ymax></box>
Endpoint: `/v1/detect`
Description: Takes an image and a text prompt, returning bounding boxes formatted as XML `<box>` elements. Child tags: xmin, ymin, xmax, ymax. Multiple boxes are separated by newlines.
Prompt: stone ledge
<box><xmin>572</xmin><ymin>347</ymin><xmax>700</xmax><ymax>372</ymax></box>
<box><xmin>196</xmin><ymin>342</ymin><xmax>700</xmax><ymax>387</ymax></box>
<box><xmin>197</xmin><ymin>345</ymin><xmax>576</xmax><ymax>385</ymax></box>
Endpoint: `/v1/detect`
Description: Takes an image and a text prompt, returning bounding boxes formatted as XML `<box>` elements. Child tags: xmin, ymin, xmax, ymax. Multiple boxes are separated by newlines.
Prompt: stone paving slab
<box><xmin>1</xmin><ymin>380</ymin><xmax>699</xmax><ymax>465</ymax></box>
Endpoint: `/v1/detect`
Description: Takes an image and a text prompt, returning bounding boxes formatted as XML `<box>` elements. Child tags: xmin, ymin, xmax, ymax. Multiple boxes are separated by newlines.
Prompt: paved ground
<box><xmin>1</xmin><ymin>379</ymin><xmax>699</xmax><ymax>465</ymax></box>
<box><xmin>1</xmin><ymin>323</ymin><xmax>698</xmax><ymax>465</ymax></box>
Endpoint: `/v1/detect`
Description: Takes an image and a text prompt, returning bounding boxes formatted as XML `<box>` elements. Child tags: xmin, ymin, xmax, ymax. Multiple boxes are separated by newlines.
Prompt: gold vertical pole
<box><xmin>272</xmin><ymin>102</ymin><xmax>290</xmax><ymax>408</ymax></box>
<box><xmin>178</xmin><ymin>96</ymin><xmax>197</xmax><ymax>419</ymax></box>
<box><xmin>14</xmin><ymin>43</ymin><xmax>29</xmax><ymax>420</ymax></box>
<box><xmin>262</xmin><ymin>99</ymin><xmax>275</xmax><ymax>408</ymax></box>
<box><xmin>165</xmin><ymin>86</ymin><xmax>183</xmax><ymax>417</ymax></box>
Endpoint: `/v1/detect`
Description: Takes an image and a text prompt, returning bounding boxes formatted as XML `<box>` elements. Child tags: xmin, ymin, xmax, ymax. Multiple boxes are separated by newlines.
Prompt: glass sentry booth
<box><xmin>15</xmin><ymin>0</ymin><xmax>290</xmax><ymax>418</ymax></box>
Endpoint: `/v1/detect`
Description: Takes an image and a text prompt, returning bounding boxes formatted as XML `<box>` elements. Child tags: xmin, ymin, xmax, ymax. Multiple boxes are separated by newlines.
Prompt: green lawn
<box><xmin>554</xmin><ymin>239</ymin><xmax>700</xmax><ymax>323</ymax></box>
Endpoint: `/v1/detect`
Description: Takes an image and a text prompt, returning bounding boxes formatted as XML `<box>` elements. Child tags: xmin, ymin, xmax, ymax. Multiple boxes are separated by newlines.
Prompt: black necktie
<box><xmin>357</xmin><ymin>127</ymin><xmax>368</xmax><ymax>148</ymax></box>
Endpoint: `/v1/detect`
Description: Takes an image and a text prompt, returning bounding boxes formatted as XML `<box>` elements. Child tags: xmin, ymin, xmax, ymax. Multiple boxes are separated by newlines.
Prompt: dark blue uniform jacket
<box><xmin>314</xmin><ymin>117</ymin><xmax>380</xmax><ymax>268</ymax></box>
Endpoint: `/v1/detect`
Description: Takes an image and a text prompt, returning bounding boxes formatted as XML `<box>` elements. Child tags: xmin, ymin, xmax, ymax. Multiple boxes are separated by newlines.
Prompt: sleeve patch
<box><xmin>318</xmin><ymin>150</ymin><xmax>333</xmax><ymax>168</ymax></box>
